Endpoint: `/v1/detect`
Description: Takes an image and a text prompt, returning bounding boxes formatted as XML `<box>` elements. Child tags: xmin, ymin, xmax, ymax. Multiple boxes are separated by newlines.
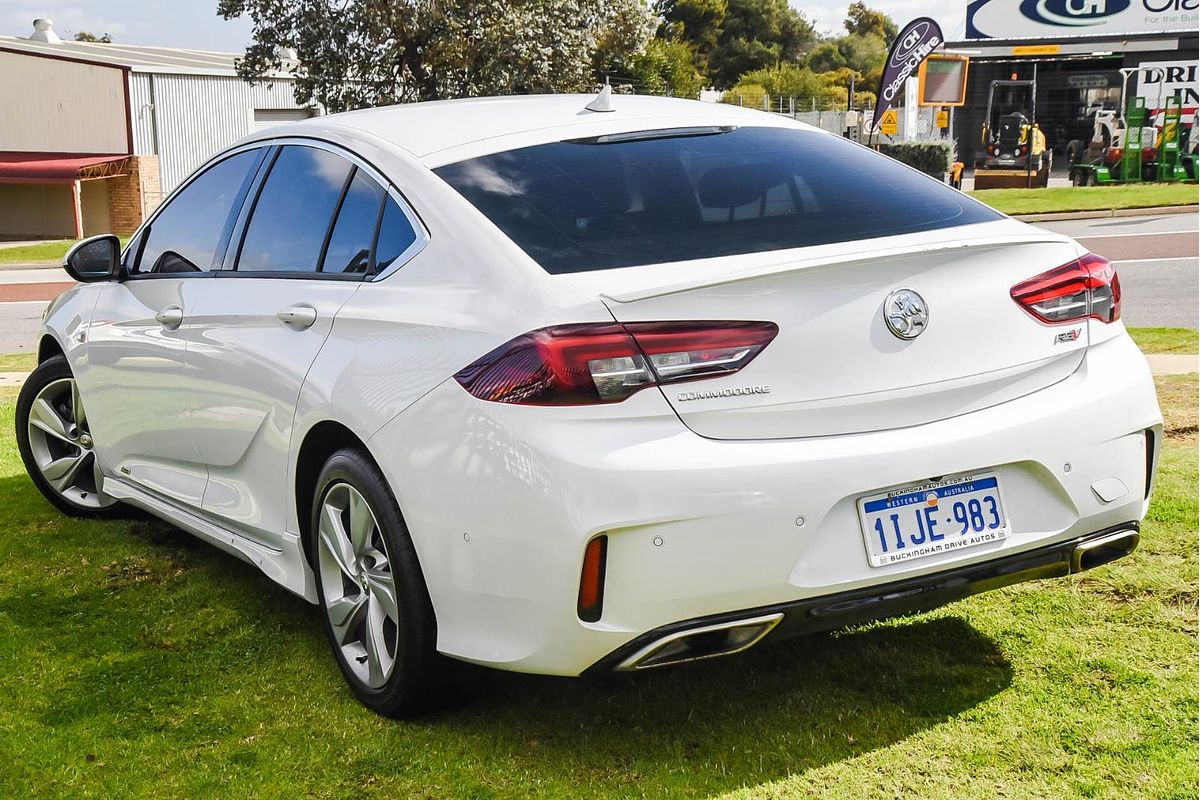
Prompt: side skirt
<box><xmin>103</xmin><ymin>477</ymin><xmax>317</xmax><ymax>602</ymax></box>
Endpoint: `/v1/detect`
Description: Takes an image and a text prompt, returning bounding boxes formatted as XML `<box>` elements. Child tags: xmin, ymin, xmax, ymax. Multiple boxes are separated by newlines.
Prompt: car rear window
<box><xmin>435</xmin><ymin>126</ymin><xmax>1001</xmax><ymax>274</ymax></box>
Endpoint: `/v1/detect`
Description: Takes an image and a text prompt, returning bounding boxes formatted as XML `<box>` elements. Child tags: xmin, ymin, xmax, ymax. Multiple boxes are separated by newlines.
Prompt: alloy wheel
<box><xmin>25</xmin><ymin>377</ymin><xmax>113</xmax><ymax>509</ymax></box>
<box><xmin>317</xmin><ymin>481</ymin><xmax>400</xmax><ymax>689</ymax></box>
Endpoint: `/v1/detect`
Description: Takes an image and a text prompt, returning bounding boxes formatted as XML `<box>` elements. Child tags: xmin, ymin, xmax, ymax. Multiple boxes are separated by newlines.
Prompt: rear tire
<box><xmin>16</xmin><ymin>355</ymin><xmax>122</xmax><ymax>518</ymax></box>
<box><xmin>310</xmin><ymin>448</ymin><xmax>440</xmax><ymax>717</ymax></box>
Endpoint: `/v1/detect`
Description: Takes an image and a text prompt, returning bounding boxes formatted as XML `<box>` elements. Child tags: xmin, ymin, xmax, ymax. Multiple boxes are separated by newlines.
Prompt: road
<box><xmin>0</xmin><ymin>211</ymin><xmax>1194</xmax><ymax>355</ymax></box>
<box><xmin>1033</xmin><ymin>212</ymin><xmax>1199</xmax><ymax>329</ymax></box>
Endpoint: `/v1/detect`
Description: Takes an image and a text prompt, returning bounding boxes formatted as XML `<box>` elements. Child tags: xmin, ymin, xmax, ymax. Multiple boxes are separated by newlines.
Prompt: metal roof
<box><xmin>0</xmin><ymin>35</ymin><xmax>295</xmax><ymax>77</ymax></box>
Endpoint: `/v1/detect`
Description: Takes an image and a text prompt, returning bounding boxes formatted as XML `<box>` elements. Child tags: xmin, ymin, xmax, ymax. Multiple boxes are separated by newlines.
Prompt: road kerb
<box><xmin>1013</xmin><ymin>205</ymin><xmax>1199</xmax><ymax>223</ymax></box>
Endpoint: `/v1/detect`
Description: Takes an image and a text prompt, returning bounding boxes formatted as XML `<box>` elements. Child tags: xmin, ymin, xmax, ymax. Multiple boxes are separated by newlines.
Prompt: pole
<box><xmin>1027</xmin><ymin>63</ymin><xmax>1037</xmax><ymax>189</ymax></box>
<box><xmin>71</xmin><ymin>179</ymin><xmax>84</xmax><ymax>240</ymax></box>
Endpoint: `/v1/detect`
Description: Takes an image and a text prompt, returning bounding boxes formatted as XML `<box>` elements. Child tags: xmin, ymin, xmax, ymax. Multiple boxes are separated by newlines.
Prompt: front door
<box><xmin>81</xmin><ymin>147</ymin><xmax>266</xmax><ymax>508</ymax></box>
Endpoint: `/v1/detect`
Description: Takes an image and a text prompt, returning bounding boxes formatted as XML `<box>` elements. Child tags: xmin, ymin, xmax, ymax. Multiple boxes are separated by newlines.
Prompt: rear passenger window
<box><xmin>321</xmin><ymin>170</ymin><xmax>384</xmax><ymax>274</ymax></box>
<box><xmin>373</xmin><ymin>198</ymin><xmax>418</xmax><ymax>274</ymax></box>
<box><xmin>137</xmin><ymin>149</ymin><xmax>261</xmax><ymax>274</ymax></box>
<box><xmin>238</xmin><ymin>146</ymin><xmax>352</xmax><ymax>272</ymax></box>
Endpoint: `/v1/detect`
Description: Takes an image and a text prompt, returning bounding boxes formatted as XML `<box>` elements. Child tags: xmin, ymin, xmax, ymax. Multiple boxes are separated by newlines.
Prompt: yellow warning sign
<box><xmin>880</xmin><ymin>108</ymin><xmax>898</xmax><ymax>136</ymax></box>
<box><xmin>936</xmin><ymin>109</ymin><xmax>949</xmax><ymax>129</ymax></box>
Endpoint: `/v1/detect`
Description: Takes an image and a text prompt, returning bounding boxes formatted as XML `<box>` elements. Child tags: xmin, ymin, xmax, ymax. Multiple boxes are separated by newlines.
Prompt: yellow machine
<box><xmin>974</xmin><ymin>77</ymin><xmax>1052</xmax><ymax>190</ymax></box>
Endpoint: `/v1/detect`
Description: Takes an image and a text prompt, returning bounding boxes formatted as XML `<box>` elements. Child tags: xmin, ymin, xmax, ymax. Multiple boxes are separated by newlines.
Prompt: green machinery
<box><xmin>1069</xmin><ymin>68</ymin><xmax>1196</xmax><ymax>186</ymax></box>
<box><xmin>1157</xmin><ymin>96</ymin><xmax>1192</xmax><ymax>182</ymax></box>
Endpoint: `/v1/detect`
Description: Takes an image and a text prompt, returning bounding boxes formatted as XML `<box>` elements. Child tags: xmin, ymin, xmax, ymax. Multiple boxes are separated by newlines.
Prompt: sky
<box><xmin>1</xmin><ymin>0</ymin><xmax>969</xmax><ymax>53</ymax></box>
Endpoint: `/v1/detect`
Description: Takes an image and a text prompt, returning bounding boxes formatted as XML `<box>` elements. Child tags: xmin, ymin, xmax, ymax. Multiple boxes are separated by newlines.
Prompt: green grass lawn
<box><xmin>970</xmin><ymin>183</ymin><xmax>1198</xmax><ymax>215</ymax></box>
<box><xmin>0</xmin><ymin>240</ymin><xmax>73</xmax><ymax>266</ymax></box>
<box><xmin>0</xmin><ymin>353</ymin><xmax>37</xmax><ymax>372</ymax></box>
<box><xmin>1128</xmin><ymin>328</ymin><xmax>1200</xmax><ymax>355</ymax></box>
<box><xmin>0</xmin><ymin>373</ymin><xmax>1195</xmax><ymax>798</ymax></box>
<box><xmin>0</xmin><ymin>237</ymin><xmax>129</xmax><ymax>267</ymax></box>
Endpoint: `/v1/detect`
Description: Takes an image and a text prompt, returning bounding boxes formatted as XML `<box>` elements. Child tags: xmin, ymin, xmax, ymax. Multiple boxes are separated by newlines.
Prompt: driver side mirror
<box><xmin>63</xmin><ymin>234</ymin><xmax>122</xmax><ymax>282</ymax></box>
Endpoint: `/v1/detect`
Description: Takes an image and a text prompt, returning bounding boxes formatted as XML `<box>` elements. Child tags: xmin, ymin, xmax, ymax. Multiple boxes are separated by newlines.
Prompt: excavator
<box><xmin>974</xmin><ymin>79</ymin><xmax>1051</xmax><ymax>190</ymax></box>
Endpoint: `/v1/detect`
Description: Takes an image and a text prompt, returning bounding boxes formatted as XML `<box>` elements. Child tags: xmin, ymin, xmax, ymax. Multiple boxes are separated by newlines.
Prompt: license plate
<box><xmin>857</xmin><ymin>474</ymin><xmax>1009</xmax><ymax>568</ymax></box>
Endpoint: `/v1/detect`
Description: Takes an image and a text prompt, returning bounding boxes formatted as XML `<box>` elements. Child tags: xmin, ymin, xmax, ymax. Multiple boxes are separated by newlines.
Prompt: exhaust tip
<box><xmin>616</xmin><ymin>613</ymin><xmax>783</xmax><ymax>671</ymax></box>
<box><xmin>1071</xmin><ymin>529</ymin><xmax>1139</xmax><ymax>573</ymax></box>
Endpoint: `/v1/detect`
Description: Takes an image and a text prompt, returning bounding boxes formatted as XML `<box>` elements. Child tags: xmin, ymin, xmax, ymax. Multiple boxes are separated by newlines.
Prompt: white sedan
<box><xmin>17</xmin><ymin>93</ymin><xmax>1161</xmax><ymax>717</ymax></box>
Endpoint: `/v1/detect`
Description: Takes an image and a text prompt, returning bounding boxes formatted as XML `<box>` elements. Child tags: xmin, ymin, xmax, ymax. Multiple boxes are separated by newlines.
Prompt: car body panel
<box><xmin>185</xmin><ymin>278</ymin><xmax>362</xmax><ymax>548</ymax></box>
<box><xmin>83</xmin><ymin>278</ymin><xmax>213</xmax><ymax>507</ymax></box>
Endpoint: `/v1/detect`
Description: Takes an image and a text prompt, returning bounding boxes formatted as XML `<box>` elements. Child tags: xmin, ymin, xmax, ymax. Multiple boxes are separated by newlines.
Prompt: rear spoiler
<box><xmin>600</xmin><ymin>230</ymin><xmax>1075</xmax><ymax>304</ymax></box>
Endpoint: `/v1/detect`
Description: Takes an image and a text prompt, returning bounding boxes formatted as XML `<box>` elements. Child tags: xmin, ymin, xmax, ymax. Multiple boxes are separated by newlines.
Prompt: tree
<box><xmin>660</xmin><ymin>0</ymin><xmax>815</xmax><ymax>88</ymax></box>
<box><xmin>219</xmin><ymin>0</ymin><xmax>656</xmax><ymax>112</ymax></box>
<box><xmin>656</xmin><ymin>0</ymin><xmax>725</xmax><ymax>52</ymax></box>
<box><xmin>844</xmin><ymin>1</ymin><xmax>897</xmax><ymax>42</ymax></box>
<box><xmin>627</xmin><ymin>39</ymin><xmax>704</xmax><ymax>97</ymax></box>
<box><xmin>835</xmin><ymin>32</ymin><xmax>886</xmax><ymax>76</ymax></box>
<box><xmin>805</xmin><ymin>42</ymin><xmax>845</xmax><ymax>74</ymax></box>
<box><xmin>74</xmin><ymin>31</ymin><xmax>113</xmax><ymax>43</ymax></box>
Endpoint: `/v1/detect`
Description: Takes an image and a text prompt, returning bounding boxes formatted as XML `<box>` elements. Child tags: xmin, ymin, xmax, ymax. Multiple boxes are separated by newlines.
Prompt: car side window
<box><xmin>135</xmin><ymin>149</ymin><xmax>262</xmax><ymax>275</ymax></box>
<box><xmin>321</xmin><ymin>169</ymin><xmax>385</xmax><ymax>275</ymax></box>
<box><xmin>237</xmin><ymin>146</ymin><xmax>353</xmax><ymax>273</ymax></box>
<box><xmin>372</xmin><ymin>197</ymin><xmax>419</xmax><ymax>275</ymax></box>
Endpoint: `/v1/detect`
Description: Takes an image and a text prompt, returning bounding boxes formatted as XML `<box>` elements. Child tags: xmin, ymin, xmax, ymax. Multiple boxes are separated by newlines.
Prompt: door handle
<box><xmin>276</xmin><ymin>304</ymin><xmax>318</xmax><ymax>329</ymax></box>
<box><xmin>154</xmin><ymin>306</ymin><xmax>183</xmax><ymax>330</ymax></box>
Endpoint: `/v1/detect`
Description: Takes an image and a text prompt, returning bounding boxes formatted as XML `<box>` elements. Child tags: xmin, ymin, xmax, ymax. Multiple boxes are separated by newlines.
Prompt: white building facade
<box><xmin>0</xmin><ymin>20</ymin><xmax>316</xmax><ymax>239</ymax></box>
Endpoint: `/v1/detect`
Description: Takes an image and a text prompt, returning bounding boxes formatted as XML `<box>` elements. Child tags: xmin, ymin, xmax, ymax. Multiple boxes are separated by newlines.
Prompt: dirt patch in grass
<box><xmin>1155</xmin><ymin>373</ymin><xmax>1198</xmax><ymax>442</ymax></box>
<box><xmin>102</xmin><ymin>554</ymin><xmax>186</xmax><ymax>592</ymax></box>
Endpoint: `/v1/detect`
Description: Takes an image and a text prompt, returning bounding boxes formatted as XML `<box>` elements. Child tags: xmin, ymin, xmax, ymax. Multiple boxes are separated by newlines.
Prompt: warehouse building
<box><xmin>0</xmin><ymin>19</ymin><xmax>317</xmax><ymax>240</ymax></box>
<box><xmin>946</xmin><ymin>0</ymin><xmax>1198</xmax><ymax>167</ymax></box>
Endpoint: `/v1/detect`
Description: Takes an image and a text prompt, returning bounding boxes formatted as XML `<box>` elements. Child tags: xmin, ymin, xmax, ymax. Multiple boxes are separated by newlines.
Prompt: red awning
<box><xmin>0</xmin><ymin>152</ymin><xmax>129</xmax><ymax>182</ymax></box>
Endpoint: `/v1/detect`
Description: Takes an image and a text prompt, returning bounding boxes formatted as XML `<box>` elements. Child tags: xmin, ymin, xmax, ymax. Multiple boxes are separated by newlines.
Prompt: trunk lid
<box><xmin>597</xmin><ymin>225</ymin><xmax>1087</xmax><ymax>440</ymax></box>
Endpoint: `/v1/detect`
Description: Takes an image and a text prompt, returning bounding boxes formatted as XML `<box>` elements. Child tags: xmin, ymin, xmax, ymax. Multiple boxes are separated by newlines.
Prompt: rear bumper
<box><xmin>376</xmin><ymin>332</ymin><xmax>1162</xmax><ymax>676</ymax></box>
<box><xmin>584</xmin><ymin>523</ymin><xmax>1140</xmax><ymax>674</ymax></box>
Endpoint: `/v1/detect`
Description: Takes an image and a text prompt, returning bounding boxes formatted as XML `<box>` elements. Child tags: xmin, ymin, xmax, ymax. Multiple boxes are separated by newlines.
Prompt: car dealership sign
<box><xmin>1137</xmin><ymin>60</ymin><xmax>1200</xmax><ymax>112</ymax></box>
<box><xmin>966</xmin><ymin>0</ymin><xmax>1199</xmax><ymax>38</ymax></box>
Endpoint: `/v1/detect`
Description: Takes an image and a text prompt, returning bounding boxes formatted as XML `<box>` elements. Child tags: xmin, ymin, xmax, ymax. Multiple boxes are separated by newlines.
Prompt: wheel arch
<box><xmin>294</xmin><ymin>419</ymin><xmax>384</xmax><ymax>570</ymax></box>
<box><xmin>38</xmin><ymin>334</ymin><xmax>65</xmax><ymax>364</ymax></box>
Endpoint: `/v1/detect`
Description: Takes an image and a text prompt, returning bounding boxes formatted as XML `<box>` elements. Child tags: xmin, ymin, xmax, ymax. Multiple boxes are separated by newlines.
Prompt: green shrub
<box><xmin>878</xmin><ymin>140</ymin><xmax>955</xmax><ymax>178</ymax></box>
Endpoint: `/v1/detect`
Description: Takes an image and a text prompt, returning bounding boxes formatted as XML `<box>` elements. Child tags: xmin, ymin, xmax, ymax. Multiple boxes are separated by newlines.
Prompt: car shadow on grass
<box><xmin>1</xmin><ymin>474</ymin><xmax>1014</xmax><ymax>797</ymax></box>
<box><xmin>416</xmin><ymin>616</ymin><xmax>1012</xmax><ymax>793</ymax></box>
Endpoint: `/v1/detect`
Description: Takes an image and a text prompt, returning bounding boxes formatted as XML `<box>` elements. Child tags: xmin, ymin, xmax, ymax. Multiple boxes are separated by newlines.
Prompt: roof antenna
<box><xmin>585</xmin><ymin>79</ymin><xmax>615</xmax><ymax>113</ymax></box>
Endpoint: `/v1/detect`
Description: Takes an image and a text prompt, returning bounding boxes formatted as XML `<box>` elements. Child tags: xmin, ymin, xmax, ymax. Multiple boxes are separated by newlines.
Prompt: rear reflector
<box><xmin>454</xmin><ymin>321</ymin><xmax>778</xmax><ymax>405</ymax></box>
<box><xmin>1011</xmin><ymin>253</ymin><xmax>1120</xmax><ymax>325</ymax></box>
<box><xmin>577</xmin><ymin>536</ymin><xmax>608</xmax><ymax>622</ymax></box>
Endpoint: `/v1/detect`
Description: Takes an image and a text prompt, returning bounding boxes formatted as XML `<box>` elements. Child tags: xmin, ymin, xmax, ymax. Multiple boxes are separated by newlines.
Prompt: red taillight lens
<box><xmin>454</xmin><ymin>321</ymin><xmax>778</xmax><ymax>405</ymax></box>
<box><xmin>577</xmin><ymin>535</ymin><xmax>607</xmax><ymax>622</ymax></box>
<box><xmin>1010</xmin><ymin>253</ymin><xmax>1120</xmax><ymax>325</ymax></box>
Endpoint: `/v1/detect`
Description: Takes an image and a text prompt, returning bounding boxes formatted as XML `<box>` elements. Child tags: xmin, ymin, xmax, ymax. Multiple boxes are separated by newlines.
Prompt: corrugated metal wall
<box><xmin>0</xmin><ymin>51</ymin><xmax>128</xmax><ymax>153</ymax></box>
<box><xmin>129</xmin><ymin>73</ymin><xmax>313</xmax><ymax>197</ymax></box>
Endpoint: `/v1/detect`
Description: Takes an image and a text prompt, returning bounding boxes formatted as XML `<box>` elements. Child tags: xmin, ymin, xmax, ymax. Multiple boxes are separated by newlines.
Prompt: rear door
<box><xmin>181</xmin><ymin>144</ymin><xmax>414</xmax><ymax>548</ymax></box>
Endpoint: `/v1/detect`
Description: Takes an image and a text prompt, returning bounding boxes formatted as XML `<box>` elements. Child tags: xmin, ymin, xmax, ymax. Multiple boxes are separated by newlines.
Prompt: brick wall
<box><xmin>106</xmin><ymin>155</ymin><xmax>161</xmax><ymax>235</ymax></box>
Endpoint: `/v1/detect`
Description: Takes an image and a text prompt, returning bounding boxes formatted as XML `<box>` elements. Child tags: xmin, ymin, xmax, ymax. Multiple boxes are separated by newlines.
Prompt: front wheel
<box><xmin>311</xmin><ymin>448</ymin><xmax>440</xmax><ymax>717</ymax></box>
<box><xmin>16</xmin><ymin>355</ymin><xmax>120</xmax><ymax>517</ymax></box>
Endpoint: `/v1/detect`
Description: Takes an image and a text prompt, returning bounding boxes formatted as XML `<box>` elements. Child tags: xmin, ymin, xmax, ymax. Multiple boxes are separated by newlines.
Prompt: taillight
<box><xmin>1010</xmin><ymin>253</ymin><xmax>1120</xmax><ymax>324</ymax></box>
<box><xmin>454</xmin><ymin>321</ymin><xmax>778</xmax><ymax>405</ymax></box>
